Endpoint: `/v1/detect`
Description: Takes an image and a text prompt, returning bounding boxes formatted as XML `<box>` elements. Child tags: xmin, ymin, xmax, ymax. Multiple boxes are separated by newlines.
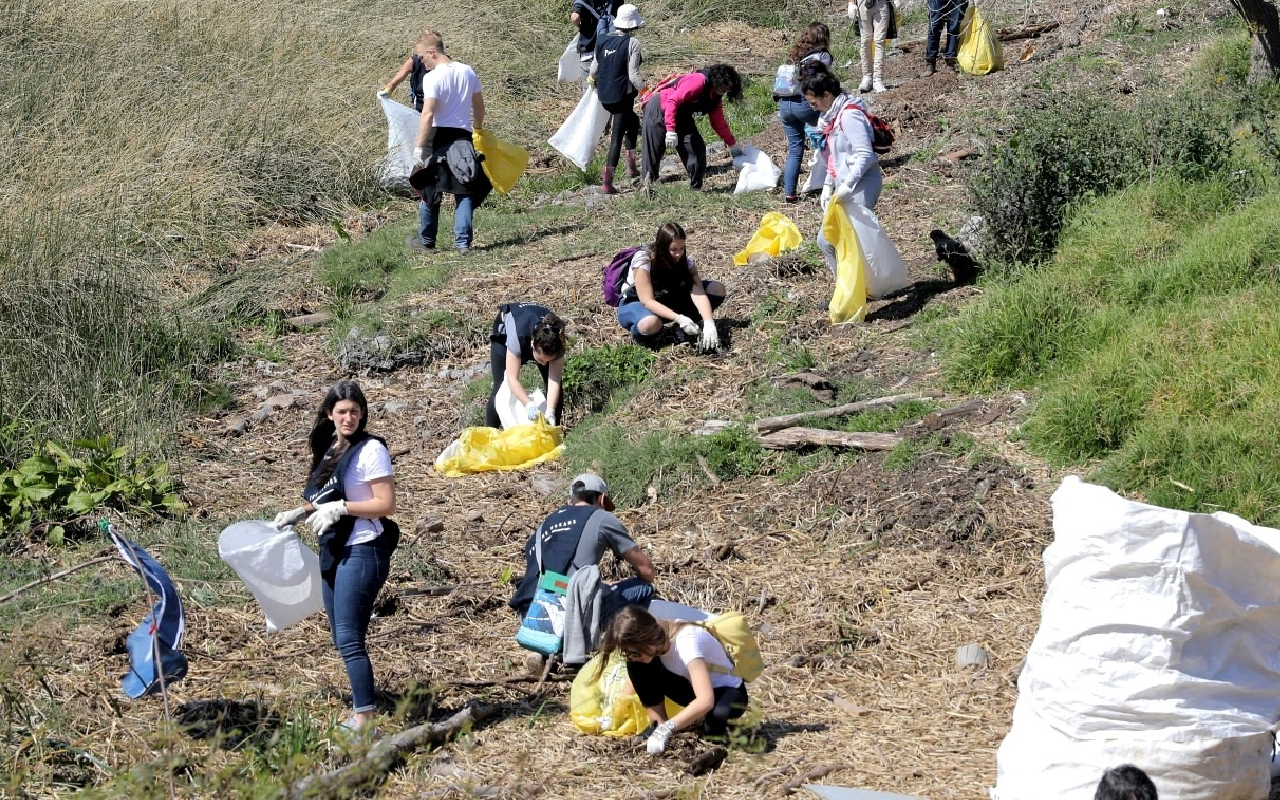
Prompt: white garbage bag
<box><xmin>494</xmin><ymin>381</ymin><xmax>547</xmax><ymax>430</ymax></box>
<box><xmin>549</xmin><ymin>87</ymin><xmax>609</xmax><ymax>171</ymax></box>
<box><xmin>843</xmin><ymin>201</ymin><xmax>908</xmax><ymax>298</ymax></box>
<box><xmin>376</xmin><ymin>95</ymin><xmax>421</xmax><ymax>191</ymax></box>
<box><xmin>992</xmin><ymin>476</ymin><xmax>1280</xmax><ymax>800</ymax></box>
<box><xmin>731</xmin><ymin>144</ymin><xmax>780</xmax><ymax>194</ymax></box>
<box><xmin>218</xmin><ymin>521</ymin><xmax>324</xmax><ymax>633</ymax></box>
<box><xmin>801</xmin><ymin>147</ymin><xmax>826</xmax><ymax>195</ymax></box>
<box><xmin>558</xmin><ymin>35</ymin><xmax>585</xmax><ymax>83</ymax></box>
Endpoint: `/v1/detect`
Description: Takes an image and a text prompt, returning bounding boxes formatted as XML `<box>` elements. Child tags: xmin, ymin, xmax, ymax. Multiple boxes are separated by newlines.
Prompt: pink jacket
<box><xmin>659</xmin><ymin>72</ymin><xmax>735</xmax><ymax>146</ymax></box>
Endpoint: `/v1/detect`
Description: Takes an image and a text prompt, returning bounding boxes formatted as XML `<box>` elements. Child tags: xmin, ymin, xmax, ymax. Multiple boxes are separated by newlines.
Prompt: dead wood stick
<box><xmin>782</xmin><ymin>764</ymin><xmax>841</xmax><ymax>794</ymax></box>
<box><xmin>754</xmin><ymin>391</ymin><xmax>943</xmax><ymax>434</ymax></box>
<box><xmin>918</xmin><ymin>398</ymin><xmax>986</xmax><ymax>430</ymax></box>
<box><xmin>752</xmin><ymin>755</ymin><xmax>804</xmax><ymax>788</ymax></box>
<box><xmin>758</xmin><ymin>428</ymin><xmax>902</xmax><ymax>451</ymax></box>
<box><xmin>284</xmin><ymin>703</ymin><xmax>500</xmax><ymax>799</ymax></box>
<box><xmin>695</xmin><ymin>454</ymin><xmax>722</xmax><ymax>488</ymax></box>
<box><xmin>0</xmin><ymin>556</ymin><xmax>115</xmax><ymax>604</ymax></box>
<box><xmin>394</xmin><ymin>581</ymin><xmax>489</xmax><ymax>598</ymax></box>
<box><xmin>449</xmin><ymin>673</ymin><xmax>574</xmax><ymax>689</ymax></box>
<box><xmin>895</xmin><ymin>21</ymin><xmax>1059</xmax><ymax>52</ymax></box>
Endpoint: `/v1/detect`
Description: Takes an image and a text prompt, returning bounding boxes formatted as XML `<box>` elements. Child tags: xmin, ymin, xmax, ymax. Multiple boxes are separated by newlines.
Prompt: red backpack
<box><xmin>852</xmin><ymin>106</ymin><xmax>895</xmax><ymax>155</ymax></box>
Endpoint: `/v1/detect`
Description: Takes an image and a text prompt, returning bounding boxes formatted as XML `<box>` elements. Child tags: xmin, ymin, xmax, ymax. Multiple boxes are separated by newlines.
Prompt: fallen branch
<box><xmin>752</xmin><ymin>755</ymin><xmax>805</xmax><ymax>788</ymax></box>
<box><xmin>917</xmin><ymin>398</ymin><xmax>986</xmax><ymax>431</ymax></box>
<box><xmin>285</xmin><ymin>703</ymin><xmax>500</xmax><ymax>799</ymax></box>
<box><xmin>754</xmin><ymin>391</ymin><xmax>943</xmax><ymax>434</ymax></box>
<box><xmin>0</xmin><ymin>556</ymin><xmax>115</xmax><ymax>604</ymax></box>
<box><xmin>448</xmin><ymin>673</ymin><xmax>575</xmax><ymax>690</ymax></box>
<box><xmin>758</xmin><ymin>428</ymin><xmax>902</xmax><ymax>451</ymax></box>
<box><xmin>394</xmin><ymin>582</ymin><xmax>490</xmax><ymax>599</ymax></box>
<box><xmin>782</xmin><ymin>764</ymin><xmax>842</xmax><ymax>794</ymax></box>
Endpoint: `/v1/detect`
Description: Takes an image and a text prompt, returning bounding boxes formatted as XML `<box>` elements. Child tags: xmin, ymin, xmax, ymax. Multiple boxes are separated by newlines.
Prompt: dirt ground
<box><xmin>6</xmin><ymin>1</ymin><xmax>1250</xmax><ymax>798</ymax></box>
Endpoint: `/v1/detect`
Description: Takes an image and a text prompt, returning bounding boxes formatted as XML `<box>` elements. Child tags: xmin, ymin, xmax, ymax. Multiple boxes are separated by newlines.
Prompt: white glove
<box><xmin>664</xmin><ymin>131</ymin><xmax>678</xmax><ymax>149</ymax></box>
<box><xmin>274</xmin><ymin>506</ymin><xmax>308</xmax><ymax>530</ymax></box>
<box><xmin>307</xmin><ymin>501</ymin><xmax>348</xmax><ymax>535</ymax></box>
<box><xmin>820</xmin><ymin>184</ymin><xmax>833</xmax><ymax>211</ymax></box>
<box><xmin>646</xmin><ymin>720</ymin><xmax>676</xmax><ymax>755</ymax></box>
<box><xmin>377</xmin><ymin>89</ymin><xmax>390</xmax><ymax>98</ymax></box>
<box><xmin>673</xmin><ymin>315</ymin><xmax>701</xmax><ymax>337</ymax></box>
<box><xmin>834</xmin><ymin>184</ymin><xmax>852</xmax><ymax>203</ymax></box>
<box><xmin>413</xmin><ymin>146</ymin><xmax>426</xmax><ymax>166</ymax></box>
<box><xmin>526</xmin><ymin>399</ymin><xmax>547</xmax><ymax>421</ymax></box>
<box><xmin>699</xmin><ymin>319</ymin><xmax>720</xmax><ymax>352</ymax></box>
<box><xmin>729</xmin><ymin>143</ymin><xmax>744</xmax><ymax>158</ymax></box>
<box><xmin>546</xmin><ymin>409</ymin><xmax>557</xmax><ymax>426</ymax></box>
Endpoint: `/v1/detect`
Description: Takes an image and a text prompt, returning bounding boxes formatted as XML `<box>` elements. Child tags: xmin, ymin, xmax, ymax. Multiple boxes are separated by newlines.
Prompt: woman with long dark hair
<box><xmin>640</xmin><ymin>63</ymin><xmax>744</xmax><ymax>190</ymax></box>
<box><xmin>774</xmin><ymin>23</ymin><xmax>833</xmax><ymax>202</ymax></box>
<box><xmin>615</xmin><ymin>222</ymin><xmax>725</xmax><ymax>352</ymax></box>
<box><xmin>274</xmin><ymin>380</ymin><xmax>398</xmax><ymax>733</ymax></box>
<box><xmin>486</xmin><ymin>304</ymin><xmax>568</xmax><ymax>427</ymax></box>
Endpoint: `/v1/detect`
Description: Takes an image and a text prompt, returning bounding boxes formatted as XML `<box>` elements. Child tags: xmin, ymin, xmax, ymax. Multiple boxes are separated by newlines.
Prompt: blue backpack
<box><xmin>603</xmin><ymin>246</ymin><xmax>642</xmax><ymax>306</ymax></box>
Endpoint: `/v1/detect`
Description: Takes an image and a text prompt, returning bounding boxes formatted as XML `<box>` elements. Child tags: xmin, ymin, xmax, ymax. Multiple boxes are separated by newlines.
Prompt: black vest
<box><xmin>409</xmin><ymin>54</ymin><xmax>427</xmax><ymax>110</ymax></box>
<box><xmin>594</xmin><ymin>33</ymin><xmax>633</xmax><ymax>106</ymax></box>
<box><xmin>492</xmin><ymin>302</ymin><xmax>552</xmax><ymax>363</ymax></box>
<box><xmin>508</xmin><ymin>504</ymin><xmax>601</xmax><ymax>615</ymax></box>
<box><xmin>303</xmin><ymin>433</ymin><xmax>398</xmax><ymax>572</ymax></box>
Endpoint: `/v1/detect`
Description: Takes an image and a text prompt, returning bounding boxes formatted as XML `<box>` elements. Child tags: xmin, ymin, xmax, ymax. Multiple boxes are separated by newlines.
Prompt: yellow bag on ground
<box><xmin>433</xmin><ymin>417</ymin><xmax>563</xmax><ymax>476</ymax></box>
<box><xmin>957</xmin><ymin>4</ymin><xmax>1004</xmax><ymax>76</ymax></box>
<box><xmin>733</xmin><ymin>211</ymin><xmax>802</xmax><ymax>266</ymax></box>
<box><xmin>570</xmin><ymin>652</ymin><xmax>682</xmax><ymax>736</ymax></box>
<box><xmin>473</xmin><ymin>129</ymin><xmax>529</xmax><ymax>194</ymax></box>
<box><xmin>823</xmin><ymin>200</ymin><xmax>867</xmax><ymax>324</ymax></box>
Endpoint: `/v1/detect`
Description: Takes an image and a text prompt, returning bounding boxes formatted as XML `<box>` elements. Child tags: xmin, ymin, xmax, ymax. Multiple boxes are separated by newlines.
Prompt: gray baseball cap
<box><xmin>570</xmin><ymin>473</ymin><xmax>615</xmax><ymax>511</ymax></box>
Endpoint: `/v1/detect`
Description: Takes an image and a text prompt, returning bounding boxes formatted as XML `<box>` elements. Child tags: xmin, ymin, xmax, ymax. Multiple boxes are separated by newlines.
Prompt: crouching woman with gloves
<box><xmin>274</xmin><ymin>380</ymin><xmax>399</xmax><ymax>733</ymax></box>
<box><xmin>486</xmin><ymin>303</ymin><xmax>567</xmax><ymax>428</ymax></box>
<box><xmin>617</xmin><ymin>221</ymin><xmax>725</xmax><ymax>352</ymax></box>
<box><xmin>595</xmin><ymin>605</ymin><xmax>748</xmax><ymax>753</ymax></box>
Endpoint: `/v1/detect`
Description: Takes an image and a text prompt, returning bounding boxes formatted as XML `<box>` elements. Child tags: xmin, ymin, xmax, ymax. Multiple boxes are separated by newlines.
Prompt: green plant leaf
<box><xmin>66</xmin><ymin>490</ymin><xmax>101</xmax><ymax>514</ymax></box>
<box><xmin>19</xmin><ymin>485</ymin><xmax>56</xmax><ymax>503</ymax></box>
<box><xmin>46</xmin><ymin>525</ymin><xmax>65</xmax><ymax>546</ymax></box>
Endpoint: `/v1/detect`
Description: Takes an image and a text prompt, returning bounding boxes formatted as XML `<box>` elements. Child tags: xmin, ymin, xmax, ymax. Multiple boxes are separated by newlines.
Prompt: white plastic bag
<box><xmin>493</xmin><ymin>381</ymin><xmax>546</xmax><ymax>430</ymax></box>
<box><xmin>557</xmin><ymin>35</ymin><xmax>585</xmax><ymax>83</ymax></box>
<box><xmin>801</xmin><ymin>148</ymin><xmax>826</xmax><ymax>195</ymax></box>
<box><xmin>992</xmin><ymin>476</ymin><xmax>1280</xmax><ymax>800</ymax></box>
<box><xmin>842</xmin><ymin>201</ymin><xmax>908</xmax><ymax>298</ymax></box>
<box><xmin>731</xmin><ymin>144</ymin><xmax>780</xmax><ymax>194</ymax></box>
<box><xmin>376</xmin><ymin>95</ymin><xmax>421</xmax><ymax>191</ymax></box>
<box><xmin>549</xmin><ymin>87</ymin><xmax>610</xmax><ymax>171</ymax></box>
<box><xmin>218</xmin><ymin>521</ymin><xmax>324</xmax><ymax>633</ymax></box>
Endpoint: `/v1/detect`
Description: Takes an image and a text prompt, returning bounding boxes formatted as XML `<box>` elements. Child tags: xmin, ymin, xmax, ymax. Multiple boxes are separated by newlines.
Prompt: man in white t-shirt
<box><xmin>409</xmin><ymin>30</ymin><xmax>486</xmax><ymax>255</ymax></box>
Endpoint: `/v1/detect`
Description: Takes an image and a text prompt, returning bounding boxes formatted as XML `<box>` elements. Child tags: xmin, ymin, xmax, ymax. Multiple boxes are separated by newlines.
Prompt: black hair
<box><xmin>571</xmin><ymin>488</ymin><xmax>605</xmax><ymax>506</ymax></box>
<box><xmin>1095</xmin><ymin>765</ymin><xmax>1158</xmax><ymax>800</ymax></box>
<box><xmin>531</xmin><ymin>313</ymin><xmax>567</xmax><ymax>359</ymax></box>
<box><xmin>799</xmin><ymin>60</ymin><xmax>842</xmax><ymax>98</ymax></box>
<box><xmin>704</xmin><ymin>63</ymin><xmax>743</xmax><ymax>102</ymax></box>
<box><xmin>307</xmin><ymin>380</ymin><xmax>369</xmax><ymax>481</ymax></box>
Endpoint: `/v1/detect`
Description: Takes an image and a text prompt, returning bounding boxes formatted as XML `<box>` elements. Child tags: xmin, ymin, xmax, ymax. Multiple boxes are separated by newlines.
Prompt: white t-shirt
<box><xmin>423</xmin><ymin>61</ymin><xmax>482</xmax><ymax>131</ymax></box>
<box><xmin>341</xmin><ymin>439</ymin><xmax>394</xmax><ymax>545</ymax></box>
<box><xmin>659</xmin><ymin>625</ymin><xmax>742</xmax><ymax>689</ymax></box>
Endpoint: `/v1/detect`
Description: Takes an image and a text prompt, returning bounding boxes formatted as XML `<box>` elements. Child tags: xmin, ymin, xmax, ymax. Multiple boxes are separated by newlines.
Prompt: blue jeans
<box><xmin>616</xmin><ymin>281</ymin><xmax>726</xmax><ymax>342</ymax></box>
<box><xmin>600</xmin><ymin>577</ymin><xmax>655</xmax><ymax>622</ymax></box>
<box><xmin>322</xmin><ymin>540</ymin><xmax>392</xmax><ymax>713</ymax></box>
<box><xmin>778</xmin><ymin>97</ymin><xmax>819</xmax><ymax>198</ymax></box>
<box><xmin>418</xmin><ymin>194</ymin><xmax>474</xmax><ymax>249</ymax></box>
<box><xmin>926</xmin><ymin>0</ymin><xmax>969</xmax><ymax>59</ymax></box>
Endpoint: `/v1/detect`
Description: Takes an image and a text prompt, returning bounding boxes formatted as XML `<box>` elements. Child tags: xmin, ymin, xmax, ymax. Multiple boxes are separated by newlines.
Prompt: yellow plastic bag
<box><xmin>433</xmin><ymin>417</ymin><xmax>563</xmax><ymax>476</ymax></box>
<box><xmin>733</xmin><ymin>211</ymin><xmax>803</xmax><ymax>266</ymax></box>
<box><xmin>472</xmin><ymin>129</ymin><xmax>529</xmax><ymax>194</ymax></box>
<box><xmin>823</xmin><ymin>200</ymin><xmax>867</xmax><ymax>324</ymax></box>
<box><xmin>957</xmin><ymin>4</ymin><xmax>1004</xmax><ymax>76</ymax></box>
<box><xmin>570</xmin><ymin>651</ymin><xmax>682</xmax><ymax>736</ymax></box>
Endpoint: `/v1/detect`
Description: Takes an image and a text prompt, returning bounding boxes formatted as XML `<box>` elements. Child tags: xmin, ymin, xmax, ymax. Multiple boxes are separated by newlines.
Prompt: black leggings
<box><xmin>626</xmin><ymin>657</ymin><xmax>748</xmax><ymax>735</ymax></box>
<box><xmin>603</xmin><ymin>97</ymin><xmax>639</xmax><ymax>171</ymax></box>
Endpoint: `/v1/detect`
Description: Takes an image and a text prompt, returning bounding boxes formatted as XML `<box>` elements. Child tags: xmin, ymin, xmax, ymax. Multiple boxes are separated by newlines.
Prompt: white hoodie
<box><xmin>820</xmin><ymin>92</ymin><xmax>882</xmax><ymax>208</ymax></box>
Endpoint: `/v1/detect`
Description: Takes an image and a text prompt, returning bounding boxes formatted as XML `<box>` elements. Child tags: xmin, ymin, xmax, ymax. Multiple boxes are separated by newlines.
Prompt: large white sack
<box><xmin>557</xmin><ymin>36</ymin><xmax>585</xmax><ymax>83</ymax></box>
<box><xmin>731</xmin><ymin>144</ymin><xmax>780</xmax><ymax>193</ymax></box>
<box><xmin>218</xmin><ymin>521</ymin><xmax>324</xmax><ymax>633</ymax></box>
<box><xmin>992</xmin><ymin>476</ymin><xmax>1280</xmax><ymax>800</ymax></box>
<box><xmin>843</xmin><ymin>202</ymin><xmax>908</xmax><ymax>298</ymax></box>
<box><xmin>801</xmin><ymin>147</ymin><xmax>826</xmax><ymax>194</ymax></box>
<box><xmin>376</xmin><ymin>95</ymin><xmax>421</xmax><ymax>191</ymax></box>
<box><xmin>494</xmin><ymin>381</ymin><xmax>546</xmax><ymax>430</ymax></box>
<box><xmin>549</xmin><ymin>87</ymin><xmax>609</xmax><ymax>171</ymax></box>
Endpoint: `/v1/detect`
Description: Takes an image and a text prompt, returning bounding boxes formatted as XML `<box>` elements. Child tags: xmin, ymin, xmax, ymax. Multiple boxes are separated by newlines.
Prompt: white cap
<box><xmin>570</xmin><ymin>473</ymin><xmax>616</xmax><ymax>511</ymax></box>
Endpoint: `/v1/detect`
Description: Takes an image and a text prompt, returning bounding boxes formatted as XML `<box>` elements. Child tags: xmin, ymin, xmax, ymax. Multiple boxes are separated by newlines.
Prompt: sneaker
<box><xmin>857</xmin><ymin>75</ymin><xmax>873</xmax><ymax>93</ymax></box>
<box><xmin>873</xmin><ymin>79</ymin><xmax>887</xmax><ymax>93</ymax></box>
<box><xmin>406</xmin><ymin>234</ymin><xmax>433</xmax><ymax>252</ymax></box>
<box><xmin>456</xmin><ymin>245</ymin><xmax>470</xmax><ymax>256</ymax></box>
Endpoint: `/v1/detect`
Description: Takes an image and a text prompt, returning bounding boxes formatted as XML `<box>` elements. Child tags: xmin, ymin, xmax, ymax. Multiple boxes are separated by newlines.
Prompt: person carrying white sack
<box><xmin>486</xmin><ymin>303</ymin><xmax>567</xmax><ymax>428</ymax></box>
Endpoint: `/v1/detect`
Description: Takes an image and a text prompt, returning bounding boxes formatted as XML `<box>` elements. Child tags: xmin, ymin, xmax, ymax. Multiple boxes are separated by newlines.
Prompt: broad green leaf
<box><xmin>19</xmin><ymin>485</ymin><xmax>56</xmax><ymax>503</ymax></box>
<box><xmin>66</xmin><ymin>491</ymin><xmax>100</xmax><ymax>514</ymax></box>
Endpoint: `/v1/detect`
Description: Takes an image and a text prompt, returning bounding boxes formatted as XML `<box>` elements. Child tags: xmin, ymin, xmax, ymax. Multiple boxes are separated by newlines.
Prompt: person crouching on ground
<box><xmin>640</xmin><ymin>64</ymin><xmax>744</xmax><ymax>189</ymax></box>
<box><xmin>616</xmin><ymin>222</ymin><xmax>725</xmax><ymax>352</ymax></box>
<box><xmin>273</xmin><ymin>380</ymin><xmax>399</xmax><ymax>734</ymax></box>
<box><xmin>486</xmin><ymin>303</ymin><xmax>567</xmax><ymax>428</ymax></box>
<box><xmin>589</xmin><ymin>3</ymin><xmax>646</xmax><ymax>194</ymax></box>
<box><xmin>596</xmin><ymin>605</ymin><xmax>748</xmax><ymax>753</ymax></box>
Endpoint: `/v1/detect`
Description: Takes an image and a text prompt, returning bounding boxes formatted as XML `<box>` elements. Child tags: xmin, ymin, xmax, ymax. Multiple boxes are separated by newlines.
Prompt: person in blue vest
<box><xmin>273</xmin><ymin>380</ymin><xmax>399</xmax><ymax>734</ymax></box>
<box><xmin>380</xmin><ymin>33</ymin><xmax>432</xmax><ymax>111</ymax></box>
<box><xmin>486</xmin><ymin>303</ymin><xmax>567</xmax><ymax>428</ymax></box>
<box><xmin>589</xmin><ymin>4</ymin><xmax>645</xmax><ymax>194</ymax></box>
<box><xmin>509</xmin><ymin>474</ymin><xmax>656</xmax><ymax>623</ymax></box>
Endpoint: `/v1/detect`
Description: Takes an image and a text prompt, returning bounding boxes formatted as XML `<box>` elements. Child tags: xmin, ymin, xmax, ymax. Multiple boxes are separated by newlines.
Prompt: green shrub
<box><xmin>563</xmin><ymin>344</ymin><xmax>655</xmax><ymax>413</ymax></box>
<box><xmin>318</xmin><ymin>224</ymin><xmax>413</xmax><ymax>301</ymax></box>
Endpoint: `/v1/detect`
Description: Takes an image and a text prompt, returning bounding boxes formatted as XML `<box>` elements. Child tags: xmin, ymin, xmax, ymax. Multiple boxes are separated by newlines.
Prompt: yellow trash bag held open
<box><xmin>957</xmin><ymin>4</ymin><xmax>1004</xmax><ymax>76</ymax></box>
<box><xmin>571</xmin><ymin>651</ymin><xmax>682</xmax><ymax>736</ymax></box>
<box><xmin>823</xmin><ymin>200</ymin><xmax>867</xmax><ymax>324</ymax></box>
<box><xmin>433</xmin><ymin>416</ymin><xmax>563</xmax><ymax>477</ymax></box>
<box><xmin>472</xmin><ymin>129</ymin><xmax>529</xmax><ymax>194</ymax></box>
<box><xmin>733</xmin><ymin>211</ymin><xmax>803</xmax><ymax>266</ymax></box>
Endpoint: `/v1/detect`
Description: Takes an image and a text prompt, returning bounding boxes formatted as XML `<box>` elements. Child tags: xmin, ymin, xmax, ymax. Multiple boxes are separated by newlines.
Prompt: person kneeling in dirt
<box><xmin>509</xmin><ymin>474</ymin><xmax>656</xmax><ymax>663</ymax></box>
<box><xmin>486</xmin><ymin>303</ymin><xmax>566</xmax><ymax>428</ymax></box>
<box><xmin>596</xmin><ymin>605</ymin><xmax>748</xmax><ymax>753</ymax></box>
<box><xmin>616</xmin><ymin>222</ymin><xmax>725</xmax><ymax>352</ymax></box>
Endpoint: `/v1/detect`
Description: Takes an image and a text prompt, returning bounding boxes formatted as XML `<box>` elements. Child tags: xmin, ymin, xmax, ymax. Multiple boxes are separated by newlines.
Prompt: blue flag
<box><xmin>107</xmin><ymin>524</ymin><xmax>189</xmax><ymax>699</ymax></box>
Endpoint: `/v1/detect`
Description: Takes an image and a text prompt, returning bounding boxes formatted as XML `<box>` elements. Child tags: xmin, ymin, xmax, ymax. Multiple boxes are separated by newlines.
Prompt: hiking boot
<box><xmin>857</xmin><ymin>75</ymin><xmax>873</xmax><ymax>93</ymax></box>
<box><xmin>944</xmin><ymin>56</ymin><xmax>958</xmax><ymax>71</ymax></box>
<box><xmin>872</xmin><ymin>78</ymin><xmax>887</xmax><ymax>93</ymax></box>
<box><xmin>784</xmin><ymin>194</ymin><xmax>799</xmax><ymax>204</ymax></box>
<box><xmin>601</xmin><ymin>165</ymin><xmax>617</xmax><ymax>194</ymax></box>
<box><xmin>920</xmin><ymin>58</ymin><xmax>937</xmax><ymax>77</ymax></box>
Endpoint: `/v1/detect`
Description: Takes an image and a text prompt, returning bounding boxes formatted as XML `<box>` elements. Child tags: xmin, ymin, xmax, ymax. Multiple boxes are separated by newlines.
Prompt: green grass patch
<box><xmin>563</xmin><ymin>344</ymin><xmax>655</xmax><ymax>413</ymax></box>
<box><xmin>884</xmin><ymin>432</ymin><xmax>977</xmax><ymax>471</ymax></box>
<box><xmin>317</xmin><ymin>223</ymin><xmax>415</xmax><ymax>301</ymax></box>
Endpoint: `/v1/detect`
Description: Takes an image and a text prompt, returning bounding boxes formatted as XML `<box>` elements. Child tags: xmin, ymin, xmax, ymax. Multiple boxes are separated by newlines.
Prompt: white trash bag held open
<box><xmin>376</xmin><ymin>95</ymin><xmax>421</xmax><ymax>191</ymax></box>
<box><xmin>219</xmin><ymin>520</ymin><xmax>324</xmax><ymax>633</ymax></box>
<box><xmin>549</xmin><ymin>88</ymin><xmax>609</xmax><ymax>171</ymax></box>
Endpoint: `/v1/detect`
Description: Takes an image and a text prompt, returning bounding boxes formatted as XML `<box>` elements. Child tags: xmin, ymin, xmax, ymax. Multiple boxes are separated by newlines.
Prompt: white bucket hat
<box><xmin>614</xmin><ymin>4</ymin><xmax>644</xmax><ymax>30</ymax></box>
